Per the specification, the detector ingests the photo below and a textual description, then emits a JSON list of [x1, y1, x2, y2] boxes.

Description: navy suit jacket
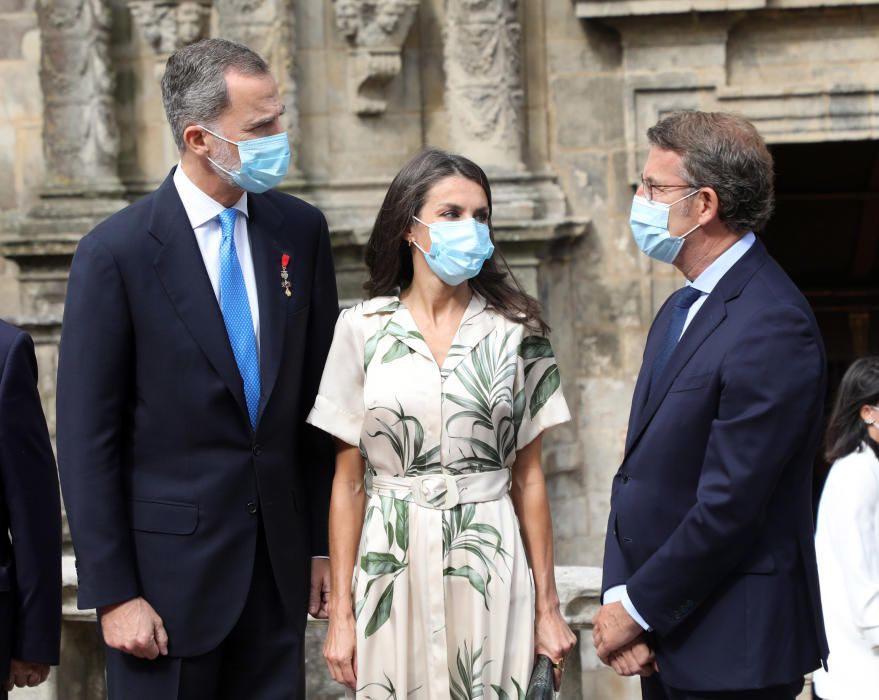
[[57, 170, 337, 657], [0, 321, 62, 679], [602, 239, 829, 691]]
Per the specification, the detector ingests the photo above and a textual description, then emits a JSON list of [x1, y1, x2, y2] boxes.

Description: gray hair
[[161, 38, 270, 151], [646, 111, 775, 234]]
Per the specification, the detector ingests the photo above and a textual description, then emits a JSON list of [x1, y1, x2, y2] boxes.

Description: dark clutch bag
[[525, 654, 555, 699]]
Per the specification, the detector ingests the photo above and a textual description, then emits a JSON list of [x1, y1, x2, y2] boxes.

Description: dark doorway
[[764, 140, 879, 503]]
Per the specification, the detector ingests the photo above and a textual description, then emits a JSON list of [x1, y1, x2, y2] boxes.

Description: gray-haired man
[[57, 38, 338, 699]]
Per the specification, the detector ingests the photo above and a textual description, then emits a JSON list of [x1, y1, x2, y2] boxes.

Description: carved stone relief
[[127, 0, 211, 54], [37, 0, 122, 195], [443, 0, 525, 173], [216, 0, 301, 173], [333, 0, 419, 116]]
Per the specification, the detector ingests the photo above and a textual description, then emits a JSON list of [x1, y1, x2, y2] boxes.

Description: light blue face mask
[[201, 126, 291, 194], [629, 190, 701, 264], [412, 216, 495, 287]]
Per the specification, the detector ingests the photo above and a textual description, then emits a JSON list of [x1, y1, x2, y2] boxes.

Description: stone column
[[0, 0, 127, 323], [216, 0, 302, 181], [443, 0, 526, 174], [38, 0, 123, 197]]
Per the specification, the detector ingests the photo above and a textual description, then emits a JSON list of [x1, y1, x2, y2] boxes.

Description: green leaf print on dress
[[364, 310, 425, 370], [445, 329, 519, 472], [357, 496, 411, 637], [367, 400, 442, 476], [442, 504, 512, 608], [491, 679, 526, 700], [519, 336, 562, 420], [450, 640, 490, 700]]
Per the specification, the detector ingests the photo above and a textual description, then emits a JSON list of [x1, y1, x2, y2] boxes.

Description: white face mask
[[629, 189, 701, 264]]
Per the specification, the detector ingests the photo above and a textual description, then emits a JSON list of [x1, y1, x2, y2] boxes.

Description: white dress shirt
[[604, 232, 756, 630], [813, 445, 879, 699], [173, 165, 260, 349]]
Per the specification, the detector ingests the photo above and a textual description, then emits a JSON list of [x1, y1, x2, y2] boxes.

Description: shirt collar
[[173, 163, 248, 230], [689, 231, 756, 295]]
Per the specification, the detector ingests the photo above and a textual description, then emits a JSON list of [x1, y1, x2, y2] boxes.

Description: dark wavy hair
[[364, 148, 548, 334], [825, 357, 879, 462]]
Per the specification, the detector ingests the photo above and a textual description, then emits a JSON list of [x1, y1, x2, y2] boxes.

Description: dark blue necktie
[[217, 208, 260, 428], [648, 285, 704, 396]]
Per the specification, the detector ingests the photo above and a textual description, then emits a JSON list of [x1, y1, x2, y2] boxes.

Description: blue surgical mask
[[201, 126, 291, 194], [412, 216, 495, 286], [629, 190, 701, 264]]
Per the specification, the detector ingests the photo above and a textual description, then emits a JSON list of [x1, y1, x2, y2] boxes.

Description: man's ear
[[182, 125, 209, 156], [697, 187, 719, 226]]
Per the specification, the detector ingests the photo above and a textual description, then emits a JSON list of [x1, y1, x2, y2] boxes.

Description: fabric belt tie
[[367, 470, 510, 510]]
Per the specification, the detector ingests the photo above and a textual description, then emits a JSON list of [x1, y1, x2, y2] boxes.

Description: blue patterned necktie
[[648, 285, 704, 397], [217, 208, 260, 428]]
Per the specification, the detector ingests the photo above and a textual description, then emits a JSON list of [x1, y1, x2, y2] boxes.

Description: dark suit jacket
[[602, 239, 829, 691], [0, 321, 62, 680], [57, 170, 337, 657]]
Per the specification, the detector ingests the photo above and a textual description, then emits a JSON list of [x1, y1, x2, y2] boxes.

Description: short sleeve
[[515, 334, 571, 449], [306, 308, 365, 447]]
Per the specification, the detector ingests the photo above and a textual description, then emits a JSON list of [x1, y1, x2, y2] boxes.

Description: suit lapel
[[149, 171, 250, 424], [624, 238, 770, 459], [247, 193, 288, 423], [625, 300, 675, 454]]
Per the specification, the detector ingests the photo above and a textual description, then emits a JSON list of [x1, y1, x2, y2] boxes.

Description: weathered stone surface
[[0, 0, 870, 696]]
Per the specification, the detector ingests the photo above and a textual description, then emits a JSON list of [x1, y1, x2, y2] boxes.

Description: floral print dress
[[307, 293, 570, 699]]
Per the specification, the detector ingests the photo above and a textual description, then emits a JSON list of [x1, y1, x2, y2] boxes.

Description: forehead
[[642, 146, 685, 181], [222, 69, 280, 115], [424, 175, 488, 206]]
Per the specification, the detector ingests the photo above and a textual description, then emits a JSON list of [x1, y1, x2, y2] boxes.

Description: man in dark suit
[[0, 320, 61, 698], [592, 112, 828, 699], [57, 38, 337, 699]]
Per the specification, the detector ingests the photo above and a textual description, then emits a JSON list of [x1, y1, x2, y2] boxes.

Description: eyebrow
[[245, 104, 287, 131], [434, 202, 489, 212]]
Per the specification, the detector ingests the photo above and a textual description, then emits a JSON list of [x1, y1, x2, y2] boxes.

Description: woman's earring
[[408, 239, 412, 247], [867, 419, 875, 426]]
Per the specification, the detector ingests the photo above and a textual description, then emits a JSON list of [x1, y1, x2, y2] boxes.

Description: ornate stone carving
[[444, 0, 525, 173], [127, 0, 211, 54], [37, 0, 122, 195], [216, 0, 302, 176], [334, 0, 419, 115]]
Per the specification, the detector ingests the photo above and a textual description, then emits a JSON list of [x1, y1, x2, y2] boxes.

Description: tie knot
[[675, 285, 703, 309], [218, 208, 238, 239]]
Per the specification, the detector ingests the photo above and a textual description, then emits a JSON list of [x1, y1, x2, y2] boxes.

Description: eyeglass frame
[[640, 176, 700, 202]]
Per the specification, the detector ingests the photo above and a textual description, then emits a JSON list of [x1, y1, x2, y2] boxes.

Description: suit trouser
[[642, 675, 805, 700], [105, 521, 306, 700]]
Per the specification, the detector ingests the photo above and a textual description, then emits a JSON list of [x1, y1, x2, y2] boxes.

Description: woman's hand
[[534, 605, 578, 690], [324, 605, 358, 690]]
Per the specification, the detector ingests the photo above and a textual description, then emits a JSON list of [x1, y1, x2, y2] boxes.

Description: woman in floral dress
[[307, 149, 576, 698]]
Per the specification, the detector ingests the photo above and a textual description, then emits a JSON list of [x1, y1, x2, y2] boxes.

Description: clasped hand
[[5, 659, 50, 691], [592, 601, 656, 677]]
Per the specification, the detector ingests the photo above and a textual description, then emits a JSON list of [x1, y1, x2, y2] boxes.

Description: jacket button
[[622, 473, 630, 484], [247, 502, 258, 515], [252, 444, 262, 456]]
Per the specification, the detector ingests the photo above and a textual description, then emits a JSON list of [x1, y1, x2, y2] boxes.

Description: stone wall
[[0, 0, 870, 697]]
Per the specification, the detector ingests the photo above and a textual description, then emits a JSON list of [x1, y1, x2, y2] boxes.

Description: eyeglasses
[[640, 176, 698, 202]]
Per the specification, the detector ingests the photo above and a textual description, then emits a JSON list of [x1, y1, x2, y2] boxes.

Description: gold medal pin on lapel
[[281, 253, 292, 297]]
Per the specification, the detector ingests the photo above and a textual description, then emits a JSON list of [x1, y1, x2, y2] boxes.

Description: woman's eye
[[441, 210, 459, 219], [475, 213, 489, 223]]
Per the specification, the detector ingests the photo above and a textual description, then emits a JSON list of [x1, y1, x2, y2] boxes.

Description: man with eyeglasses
[[592, 111, 828, 700]]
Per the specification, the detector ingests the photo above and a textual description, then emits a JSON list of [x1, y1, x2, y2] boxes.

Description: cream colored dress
[[307, 293, 570, 699]]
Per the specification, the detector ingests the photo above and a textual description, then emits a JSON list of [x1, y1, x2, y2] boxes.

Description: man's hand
[[592, 601, 643, 662], [100, 596, 169, 659], [608, 638, 656, 677], [309, 557, 331, 619], [4, 660, 50, 691]]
